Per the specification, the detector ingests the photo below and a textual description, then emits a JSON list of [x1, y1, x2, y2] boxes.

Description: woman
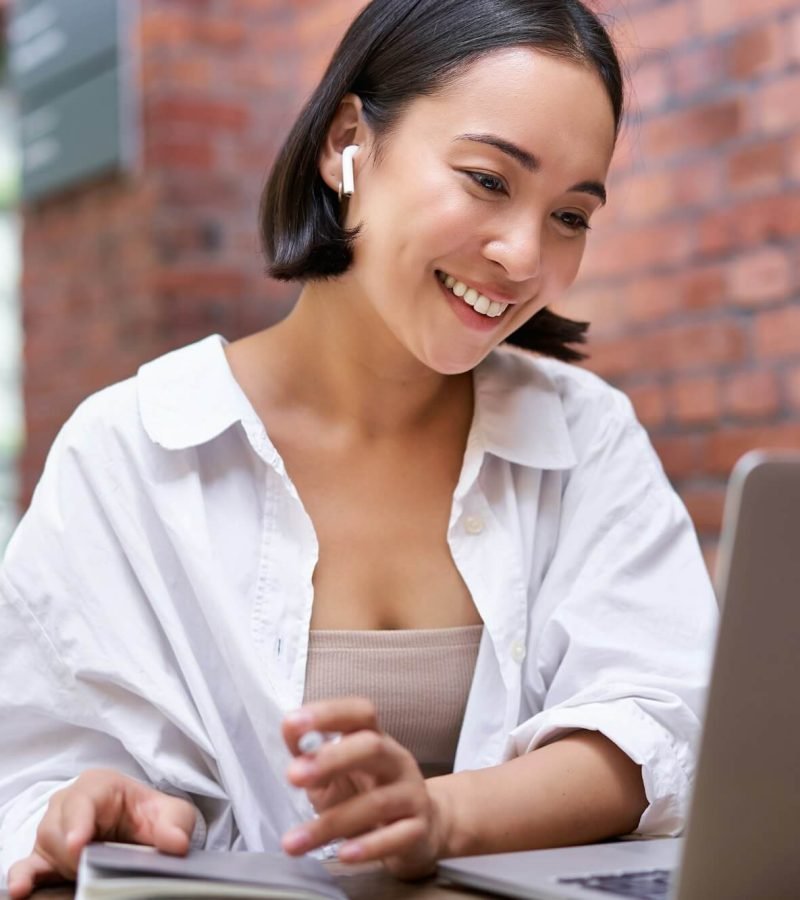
[[0, 0, 717, 895]]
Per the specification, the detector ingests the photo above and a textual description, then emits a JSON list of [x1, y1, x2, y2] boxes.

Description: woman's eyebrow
[[454, 132, 608, 205], [455, 132, 540, 171]]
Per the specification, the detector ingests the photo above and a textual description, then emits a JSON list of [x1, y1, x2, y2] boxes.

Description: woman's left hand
[[280, 698, 450, 880]]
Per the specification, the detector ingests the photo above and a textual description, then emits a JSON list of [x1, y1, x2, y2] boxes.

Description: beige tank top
[[303, 625, 483, 778]]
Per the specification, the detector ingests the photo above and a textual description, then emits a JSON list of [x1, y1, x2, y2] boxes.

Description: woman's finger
[[287, 729, 417, 789], [127, 784, 196, 853], [340, 817, 433, 876], [284, 698, 379, 753], [6, 849, 70, 900], [282, 781, 423, 855], [56, 787, 100, 871]]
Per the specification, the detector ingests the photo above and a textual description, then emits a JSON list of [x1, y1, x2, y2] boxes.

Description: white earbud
[[339, 144, 359, 199]]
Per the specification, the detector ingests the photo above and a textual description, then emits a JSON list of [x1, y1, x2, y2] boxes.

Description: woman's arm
[[429, 730, 647, 859], [282, 702, 647, 880]]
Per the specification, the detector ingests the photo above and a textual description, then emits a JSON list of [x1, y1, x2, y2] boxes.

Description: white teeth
[[474, 295, 491, 315], [438, 271, 510, 319], [487, 301, 503, 317]]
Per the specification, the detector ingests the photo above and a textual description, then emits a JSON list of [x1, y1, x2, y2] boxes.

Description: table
[[1, 860, 496, 899]]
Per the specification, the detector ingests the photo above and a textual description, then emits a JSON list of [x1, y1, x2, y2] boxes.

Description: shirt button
[[464, 515, 485, 535], [511, 640, 526, 664]]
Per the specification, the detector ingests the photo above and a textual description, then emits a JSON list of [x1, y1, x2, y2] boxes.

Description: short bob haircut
[[261, 0, 624, 363]]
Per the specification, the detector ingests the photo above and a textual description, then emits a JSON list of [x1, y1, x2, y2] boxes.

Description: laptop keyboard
[[558, 868, 672, 899]]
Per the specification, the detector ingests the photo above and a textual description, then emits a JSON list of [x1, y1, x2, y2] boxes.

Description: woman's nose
[[483, 223, 542, 284]]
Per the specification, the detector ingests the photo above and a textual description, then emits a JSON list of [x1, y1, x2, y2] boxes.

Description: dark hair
[[261, 0, 624, 362]]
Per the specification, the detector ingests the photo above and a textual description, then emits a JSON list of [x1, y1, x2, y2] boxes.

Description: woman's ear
[[319, 94, 370, 193]]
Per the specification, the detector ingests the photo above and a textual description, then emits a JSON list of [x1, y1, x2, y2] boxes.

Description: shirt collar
[[472, 346, 576, 470], [138, 334, 253, 450], [138, 335, 576, 471]]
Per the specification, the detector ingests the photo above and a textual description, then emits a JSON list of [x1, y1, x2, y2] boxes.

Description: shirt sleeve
[[0, 399, 218, 882], [505, 386, 718, 836]]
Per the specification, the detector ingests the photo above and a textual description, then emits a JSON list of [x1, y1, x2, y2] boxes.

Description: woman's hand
[[281, 698, 451, 880], [6, 769, 197, 899]]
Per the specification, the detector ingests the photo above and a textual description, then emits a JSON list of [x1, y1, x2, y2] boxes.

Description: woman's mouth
[[435, 270, 509, 318]]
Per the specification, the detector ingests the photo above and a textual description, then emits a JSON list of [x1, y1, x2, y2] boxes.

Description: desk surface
[[1, 860, 495, 899]]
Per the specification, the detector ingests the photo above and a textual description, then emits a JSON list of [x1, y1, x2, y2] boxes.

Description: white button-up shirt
[[0, 335, 718, 880]]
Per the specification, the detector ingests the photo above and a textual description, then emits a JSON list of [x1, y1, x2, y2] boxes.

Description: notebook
[[75, 842, 347, 899], [437, 450, 800, 900]]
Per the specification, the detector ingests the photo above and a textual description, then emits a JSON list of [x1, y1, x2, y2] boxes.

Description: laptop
[[438, 450, 800, 900]]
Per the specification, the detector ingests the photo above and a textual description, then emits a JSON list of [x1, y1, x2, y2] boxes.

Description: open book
[[76, 842, 348, 899]]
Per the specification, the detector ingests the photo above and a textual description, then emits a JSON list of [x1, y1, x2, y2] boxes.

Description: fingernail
[[283, 828, 312, 853], [288, 758, 317, 780], [285, 709, 314, 729], [339, 841, 364, 861]]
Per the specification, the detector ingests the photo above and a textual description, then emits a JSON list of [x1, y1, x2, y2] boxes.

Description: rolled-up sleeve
[[506, 388, 718, 836]]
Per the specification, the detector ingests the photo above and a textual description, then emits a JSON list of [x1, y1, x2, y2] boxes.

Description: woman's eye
[[467, 171, 507, 194], [555, 211, 591, 233]]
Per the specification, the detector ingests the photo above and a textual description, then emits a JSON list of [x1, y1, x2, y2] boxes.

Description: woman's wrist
[[425, 771, 476, 861]]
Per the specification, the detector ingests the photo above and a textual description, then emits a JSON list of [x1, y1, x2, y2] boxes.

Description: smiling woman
[[0, 0, 717, 896]]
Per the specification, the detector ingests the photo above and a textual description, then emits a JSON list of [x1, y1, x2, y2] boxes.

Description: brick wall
[[18, 0, 800, 567], [19, 0, 363, 504], [558, 0, 800, 566]]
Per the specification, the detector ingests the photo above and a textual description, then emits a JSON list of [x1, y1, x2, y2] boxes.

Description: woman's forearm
[[428, 730, 648, 859]]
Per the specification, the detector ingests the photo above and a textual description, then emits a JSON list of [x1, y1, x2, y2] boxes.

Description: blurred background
[[0, 0, 798, 570]]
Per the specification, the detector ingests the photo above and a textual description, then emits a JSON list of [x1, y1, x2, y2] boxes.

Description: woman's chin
[[420, 345, 496, 376]]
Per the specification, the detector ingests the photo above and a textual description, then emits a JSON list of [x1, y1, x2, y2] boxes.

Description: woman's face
[[336, 48, 617, 375]]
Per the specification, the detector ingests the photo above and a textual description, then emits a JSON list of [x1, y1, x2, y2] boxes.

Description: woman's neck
[[230, 281, 473, 441]]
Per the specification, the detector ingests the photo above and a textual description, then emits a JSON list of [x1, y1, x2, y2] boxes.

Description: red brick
[[192, 19, 246, 49], [681, 265, 727, 312], [142, 58, 213, 91], [642, 322, 747, 373], [644, 100, 742, 160], [140, 10, 193, 47], [630, 58, 670, 114], [727, 248, 793, 307], [790, 133, 800, 183], [724, 369, 781, 419], [556, 284, 625, 338], [627, 382, 668, 428], [727, 140, 786, 195], [673, 158, 723, 210], [792, 11, 800, 64], [583, 335, 643, 381], [682, 487, 727, 534], [619, 169, 677, 222], [669, 44, 725, 99], [727, 22, 786, 79], [146, 140, 216, 170], [625, 274, 681, 325], [147, 98, 250, 132], [652, 434, 707, 479], [155, 268, 248, 299], [582, 221, 693, 279], [631, 1, 692, 52], [698, 194, 800, 256], [755, 74, 800, 134], [699, 0, 800, 33], [669, 375, 720, 425], [755, 306, 800, 359], [787, 364, 800, 409], [706, 423, 800, 475]]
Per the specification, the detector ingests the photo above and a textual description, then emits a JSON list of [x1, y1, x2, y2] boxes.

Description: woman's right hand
[[6, 768, 197, 899]]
